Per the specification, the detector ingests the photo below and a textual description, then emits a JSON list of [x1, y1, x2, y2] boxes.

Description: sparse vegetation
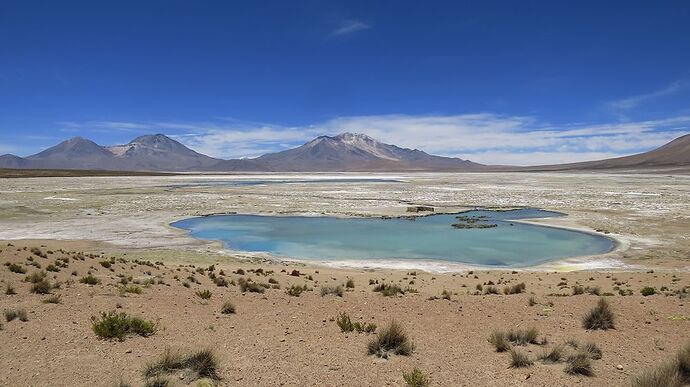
[[4, 308, 28, 322], [373, 283, 404, 296], [335, 312, 376, 333], [286, 284, 307, 297], [538, 345, 564, 363], [402, 368, 430, 387], [345, 279, 355, 289], [582, 298, 615, 330], [367, 321, 414, 357], [641, 286, 656, 296], [220, 301, 236, 314], [509, 348, 533, 368], [632, 342, 690, 387], [565, 352, 593, 376], [320, 285, 344, 297], [8, 263, 26, 274], [80, 274, 101, 285], [195, 289, 212, 299], [238, 279, 265, 293], [488, 330, 511, 352], [144, 348, 219, 382], [30, 279, 52, 294], [43, 294, 62, 304], [91, 311, 156, 341], [5, 283, 16, 295]]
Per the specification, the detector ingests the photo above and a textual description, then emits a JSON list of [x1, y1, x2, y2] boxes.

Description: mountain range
[[1, 132, 688, 172]]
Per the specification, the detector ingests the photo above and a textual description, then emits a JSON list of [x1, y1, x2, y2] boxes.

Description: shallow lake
[[171, 209, 614, 267]]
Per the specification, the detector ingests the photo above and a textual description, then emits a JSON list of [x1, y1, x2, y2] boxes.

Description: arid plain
[[1, 172, 689, 386]]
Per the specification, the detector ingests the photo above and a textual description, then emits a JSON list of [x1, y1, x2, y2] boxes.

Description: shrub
[[286, 284, 307, 297], [488, 331, 510, 352], [345, 279, 355, 289], [507, 327, 539, 345], [213, 277, 229, 287], [119, 285, 143, 295], [336, 312, 354, 332], [289, 270, 300, 277], [373, 283, 404, 296], [582, 342, 602, 360], [367, 321, 414, 357], [509, 349, 533, 368], [195, 290, 212, 299], [145, 348, 219, 381], [30, 279, 52, 294], [144, 377, 169, 387], [91, 311, 156, 341], [483, 286, 499, 295], [24, 270, 46, 283], [46, 264, 60, 272], [641, 287, 656, 296], [320, 285, 344, 297], [8, 263, 26, 274], [5, 308, 28, 322], [220, 301, 236, 314], [238, 279, 265, 293], [582, 298, 615, 330], [43, 294, 62, 304], [503, 282, 526, 295], [572, 285, 584, 295], [441, 290, 452, 300], [632, 342, 690, 387], [538, 345, 564, 363], [528, 296, 537, 306], [403, 368, 430, 387], [80, 275, 101, 285], [5, 283, 16, 295], [565, 352, 593, 376]]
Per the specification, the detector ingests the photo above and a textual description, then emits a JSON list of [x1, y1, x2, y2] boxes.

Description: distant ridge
[[0, 132, 688, 173]]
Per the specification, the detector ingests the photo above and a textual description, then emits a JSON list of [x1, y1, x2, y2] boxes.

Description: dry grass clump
[[30, 279, 52, 294], [144, 348, 219, 382], [488, 330, 511, 352], [538, 345, 564, 363], [564, 352, 593, 376], [286, 284, 307, 297], [238, 278, 265, 293], [368, 321, 414, 358], [220, 301, 236, 314], [373, 283, 404, 296], [345, 279, 355, 289], [119, 285, 143, 295], [509, 348, 533, 368], [488, 327, 540, 351], [402, 368, 430, 387], [7, 263, 26, 274], [632, 342, 690, 387], [91, 311, 156, 341], [4, 308, 28, 322], [5, 283, 16, 295], [320, 285, 344, 297], [582, 298, 615, 330], [503, 282, 526, 295], [43, 294, 62, 304], [79, 274, 101, 285], [195, 289, 212, 299], [24, 270, 47, 283]]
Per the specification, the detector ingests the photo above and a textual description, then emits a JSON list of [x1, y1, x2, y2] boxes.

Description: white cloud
[[328, 20, 371, 38], [607, 78, 690, 111], [56, 114, 690, 166]]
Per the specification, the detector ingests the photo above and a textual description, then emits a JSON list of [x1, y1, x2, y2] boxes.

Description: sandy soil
[[0, 240, 688, 386]]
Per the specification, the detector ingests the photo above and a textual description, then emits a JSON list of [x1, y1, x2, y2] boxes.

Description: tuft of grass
[[582, 298, 615, 330], [119, 285, 143, 295], [320, 285, 344, 297], [144, 348, 219, 381], [641, 286, 656, 296], [144, 376, 170, 387], [91, 311, 156, 341], [5, 308, 28, 322], [582, 342, 602, 360], [195, 289, 212, 299], [238, 279, 265, 293], [5, 283, 16, 295], [507, 327, 539, 345], [565, 352, 593, 376], [220, 301, 236, 314], [80, 275, 101, 285], [632, 342, 690, 387], [336, 312, 353, 332], [286, 284, 307, 297], [483, 286, 499, 295], [528, 296, 537, 306], [503, 282, 526, 295], [43, 294, 62, 304], [402, 368, 430, 387], [30, 279, 52, 294], [24, 270, 47, 283], [345, 279, 355, 289], [488, 330, 511, 352], [8, 263, 27, 274], [373, 283, 404, 297], [367, 321, 414, 357], [509, 348, 533, 368], [538, 345, 564, 363]]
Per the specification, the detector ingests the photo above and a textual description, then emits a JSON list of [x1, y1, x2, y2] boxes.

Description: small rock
[[125, 349, 132, 354], [616, 365, 624, 370]]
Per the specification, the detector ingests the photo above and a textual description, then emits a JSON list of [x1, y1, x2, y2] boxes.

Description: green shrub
[[80, 275, 101, 285], [367, 321, 414, 357], [286, 284, 307, 297], [8, 263, 26, 274], [373, 283, 404, 296], [641, 287, 656, 296], [403, 368, 430, 387], [582, 298, 615, 330], [91, 311, 156, 341], [24, 270, 47, 283]]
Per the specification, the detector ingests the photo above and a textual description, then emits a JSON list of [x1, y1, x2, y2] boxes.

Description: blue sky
[[1, 0, 689, 165]]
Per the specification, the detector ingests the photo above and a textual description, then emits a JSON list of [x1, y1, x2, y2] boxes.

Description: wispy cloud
[[328, 19, 371, 38], [607, 78, 690, 111], [57, 114, 690, 165]]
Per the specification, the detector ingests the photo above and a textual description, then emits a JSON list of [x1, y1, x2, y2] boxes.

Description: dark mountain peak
[[110, 133, 204, 159], [28, 136, 111, 159]]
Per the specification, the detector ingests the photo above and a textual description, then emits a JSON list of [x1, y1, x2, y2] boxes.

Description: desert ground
[[0, 172, 689, 386]]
